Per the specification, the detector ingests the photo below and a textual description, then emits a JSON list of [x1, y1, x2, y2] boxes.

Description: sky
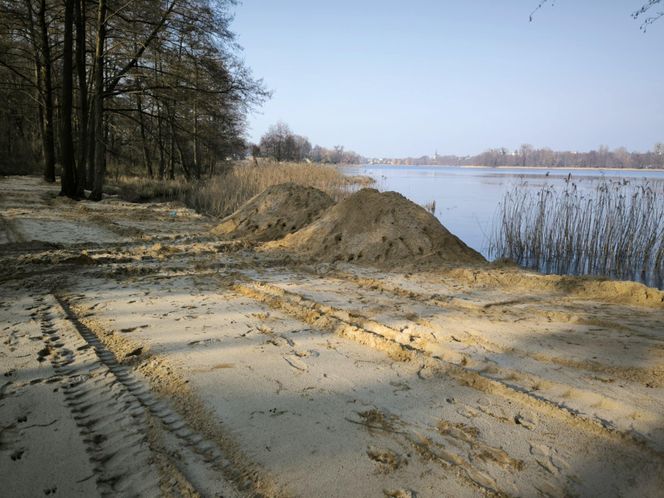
[[232, 1, 664, 158]]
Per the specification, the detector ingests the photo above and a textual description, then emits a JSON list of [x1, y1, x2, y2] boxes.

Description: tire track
[[41, 293, 245, 497], [39, 296, 163, 496]]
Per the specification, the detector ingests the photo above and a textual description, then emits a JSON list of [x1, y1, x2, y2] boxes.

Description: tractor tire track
[[41, 293, 245, 497]]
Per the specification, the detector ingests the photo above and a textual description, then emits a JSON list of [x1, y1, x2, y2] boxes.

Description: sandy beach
[[1, 176, 663, 497]]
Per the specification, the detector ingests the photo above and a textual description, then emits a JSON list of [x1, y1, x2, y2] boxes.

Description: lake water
[[343, 165, 664, 259]]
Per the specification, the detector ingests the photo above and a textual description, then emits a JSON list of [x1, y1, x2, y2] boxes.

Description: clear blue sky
[[232, 1, 664, 157]]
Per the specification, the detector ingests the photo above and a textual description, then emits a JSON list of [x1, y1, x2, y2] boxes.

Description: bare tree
[[60, 0, 77, 197], [0, 0, 268, 194], [531, 1, 663, 30], [260, 122, 295, 162]]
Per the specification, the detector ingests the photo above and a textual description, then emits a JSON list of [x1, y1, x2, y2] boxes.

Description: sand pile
[[211, 183, 334, 242], [263, 188, 485, 267]]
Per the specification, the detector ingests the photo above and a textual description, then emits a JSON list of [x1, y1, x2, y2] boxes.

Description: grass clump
[[489, 176, 664, 288]]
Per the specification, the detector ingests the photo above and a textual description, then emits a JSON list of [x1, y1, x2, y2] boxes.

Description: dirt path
[[1, 176, 663, 497]]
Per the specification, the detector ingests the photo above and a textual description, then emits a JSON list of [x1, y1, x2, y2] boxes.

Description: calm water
[[343, 165, 664, 258]]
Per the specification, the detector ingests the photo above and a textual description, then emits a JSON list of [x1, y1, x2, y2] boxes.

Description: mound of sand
[[263, 188, 485, 267], [211, 183, 334, 242]]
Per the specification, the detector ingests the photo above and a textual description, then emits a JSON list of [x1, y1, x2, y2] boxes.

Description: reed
[[489, 176, 664, 288], [422, 200, 436, 215], [112, 160, 373, 218]]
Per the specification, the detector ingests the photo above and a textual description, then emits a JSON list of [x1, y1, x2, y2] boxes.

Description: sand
[[1, 176, 663, 497], [263, 188, 485, 267], [211, 183, 334, 242]]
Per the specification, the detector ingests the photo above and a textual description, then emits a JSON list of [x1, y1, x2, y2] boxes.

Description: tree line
[[373, 144, 664, 169], [0, 0, 267, 199], [256, 121, 365, 165]]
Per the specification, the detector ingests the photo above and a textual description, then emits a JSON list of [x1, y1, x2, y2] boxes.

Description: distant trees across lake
[[370, 144, 664, 169], [256, 122, 364, 165]]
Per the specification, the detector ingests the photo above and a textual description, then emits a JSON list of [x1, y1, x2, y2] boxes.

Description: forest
[[0, 0, 268, 198]]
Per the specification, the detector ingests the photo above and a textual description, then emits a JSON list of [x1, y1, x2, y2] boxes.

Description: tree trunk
[[59, 0, 77, 198], [38, 0, 55, 182], [157, 100, 166, 179], [75, 0, 87, 196], [90, 0, 107, 201], [86, 99, 96, 189], [24, 0, 47, 174], [168, 101, 176, 179], [136, 92, 153, 177], [155, 55, 165, 179], [173, 123, 190, 180], [169, 134, 175, 180], [192, 63, 200, 178]]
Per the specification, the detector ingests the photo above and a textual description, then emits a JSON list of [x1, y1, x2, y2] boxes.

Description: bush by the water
[[489, 177, 664, 288]]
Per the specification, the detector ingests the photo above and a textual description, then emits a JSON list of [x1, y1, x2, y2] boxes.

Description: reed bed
[[112, 160, 373, 218], [489, 177, 664, 288]]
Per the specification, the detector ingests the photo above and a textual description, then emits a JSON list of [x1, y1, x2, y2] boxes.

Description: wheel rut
[[39, 293, 245, 497]]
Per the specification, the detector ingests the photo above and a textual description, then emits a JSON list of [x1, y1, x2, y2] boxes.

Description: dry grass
[[489, 177, 664, 288], [112, 160, 373, 218]]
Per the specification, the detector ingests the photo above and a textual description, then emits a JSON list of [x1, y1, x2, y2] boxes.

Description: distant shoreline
[[460, 165, 664, 172], [356, 164, 664, 173]]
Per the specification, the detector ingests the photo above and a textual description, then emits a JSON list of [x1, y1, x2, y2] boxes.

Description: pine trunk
[[59, 0, 77, 198], [75, 0, 87, 196], [38, 0, 55, 182], [90, 0, 107, 201]]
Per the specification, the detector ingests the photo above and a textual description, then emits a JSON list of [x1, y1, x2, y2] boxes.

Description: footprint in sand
[[187, 338, 221, 347], [367, 446, 408, 471], [514, 412, 537, 430], [266, 337, 289, 348], [294, 349, 319, 358], [383, 489, 416, 498], [283, 355, 308, 372], [10, 449, 25, 461], [456, 405, 479, 419], [529, 442, 569, 475]]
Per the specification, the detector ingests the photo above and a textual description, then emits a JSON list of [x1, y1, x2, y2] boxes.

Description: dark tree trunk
[[192, 64, 200, 179], [157, 100, 166, 179], [136, 93, 153, 177], [155, 55, 165, 179], [60, 0, 77, 198], [86, 99, 96, 189], [38, 0, 55, 182], [24, 0, 47, 173], [169, 132, 175, 179], [75, 0, 87, 196], [174, 131, 190, 180], [90, 0, 107, 201], [168, 101, 175, 179]]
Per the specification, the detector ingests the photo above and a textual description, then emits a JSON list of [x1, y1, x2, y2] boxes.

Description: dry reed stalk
[[112, 160, 373, 219], [489, 177, 664, 288]]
